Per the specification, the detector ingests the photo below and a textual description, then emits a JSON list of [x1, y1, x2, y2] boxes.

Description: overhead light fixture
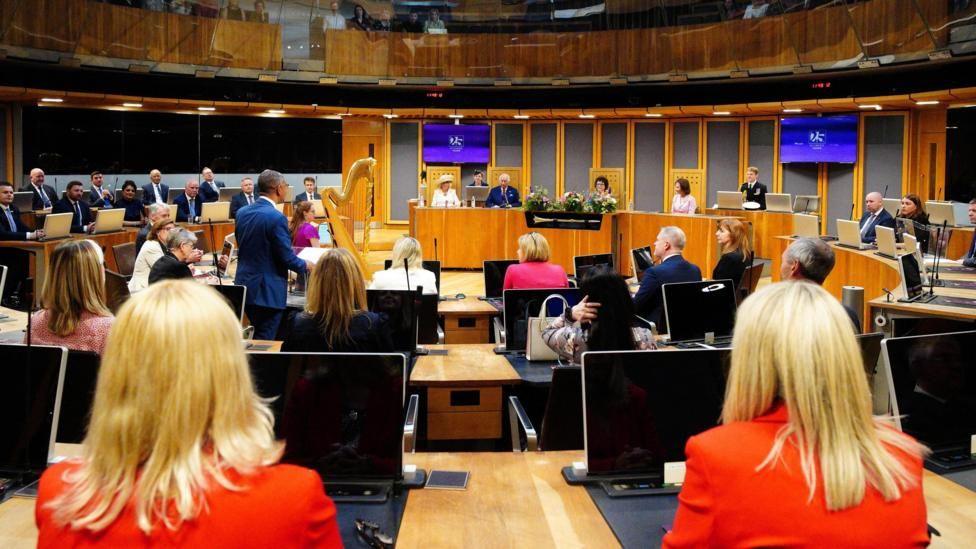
[[645, 112, 663, 118], [448, 113, 464, 119], [122, 102, 143, 108], [198, 106, 216, 112], [914, 100, 940, 106], [783, 108, 803, 113], [514, 114, 530, 119], [383, 113, 399, 119], [578, 113, 596, 119], [712, 111, 731, 116], [267, 109, 285, 114], [40, 97, 63, 103], [858, 104, 882, 110]]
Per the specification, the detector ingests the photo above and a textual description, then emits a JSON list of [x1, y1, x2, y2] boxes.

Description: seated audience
[[36, 281, 341, 547], [485, 173, 521, 208], [198, 167, 225, 203], [431, 174, 461, 207], [148, 228, 199, 284], [633, 226, 702, 332], [373, 8, 393, 31], [369, 237, 438, 294], [141, 169, 168, 206], [51, 180, 95, 234], [424, 8, 446, 32], [671, 178, 697, 214], [780, 237, 862, 331], [23, 167, 58, 210], [88, 171, 115, 209], [289, 201, 320, 248], [136, 203, 171, 254], [542, 267, 655, 364], [0, 181, 44, 240], [25, 239, 113, 354], [960, 199, 976, 268], [117, 180, 145, 227], [712, 218, 753, 289], [174, 180, 203, 223], [503, 232, 569, 290], [743, 0, 769, 18], [897, 193, 930, 251], [284, 248, 394, 352], [349, 4, 372, 30], [129, 220, 175, 293], [322, 1, 346, 30], [663, 282, 928, 547], [230, 177, 257, 219], [858, 191, 896, 243]]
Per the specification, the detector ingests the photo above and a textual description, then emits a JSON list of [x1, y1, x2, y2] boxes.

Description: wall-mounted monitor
[[422, 124, 490, 164], [780, 115, 858, 164]]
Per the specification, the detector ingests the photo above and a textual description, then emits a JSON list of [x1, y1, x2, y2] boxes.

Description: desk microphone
[[881, 288, 894, 303], [849, 203, 855, 221], [882, 184, 888, 198], [932, 220, 948, 290], [434, 238, 438, 261], [404, 258, 411, 291]]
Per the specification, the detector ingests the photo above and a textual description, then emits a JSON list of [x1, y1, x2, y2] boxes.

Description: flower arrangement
[[524, 187, 617, 214], [559, 191, 585, 213], [586, 193, 618, 214], [524, 187, 553, 212]]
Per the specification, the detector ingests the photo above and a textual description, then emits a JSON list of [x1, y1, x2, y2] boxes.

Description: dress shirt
[[322, 12, 346, 29], [152, 184, 164, 204], [860, 211, 879, 238]]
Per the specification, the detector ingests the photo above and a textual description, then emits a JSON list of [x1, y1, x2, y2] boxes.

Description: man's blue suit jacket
[[234, 198, 306, 310], [858, 208, 896, 243], [485, 185, 521, 208]]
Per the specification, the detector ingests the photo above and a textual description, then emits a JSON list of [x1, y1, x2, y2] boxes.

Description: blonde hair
[[390, 237, 423, 270], [40, 240, 111, 337], [46, 281, 280, 534], [724, 282, 926, 511], [718, 218, 752, 262], [517, 232, 550, 263], [747, 166, 759, 175], [306, 248, 368, 345]]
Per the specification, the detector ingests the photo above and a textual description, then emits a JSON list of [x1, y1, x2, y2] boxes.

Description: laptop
[[503, 288, 581, 352], [716, 191, 743, 210], [0, 344, 67, 491], [580, 348, 729, 494], [881, 330, 976, 472], [201, 201, 231, 223], [836, 219, 872, 250], [114, 188, 144, 203], [926, 201, 973, 227], [875, 225, 898, 260], [793, 195, 820, 214], [166, 188, 184, 204], [463, 186, 490, 204], [882, 198, 902, 218], [245, 352, 407, 500], [13, 192, 34, 211], [792, 213, 820, 238], [482, 259, 519, 307], [91, 207, 125, 234], [383, 260, 442, 296], [662, 279, 737, 347], [765, 193, 793, 213], [573, 253, 613, 280], [167, 204, 178, 221], [631, 246, 653, 282], [311, 200, 327, 218], [218, 187, 242, 202], [38, 212, 73, 241]]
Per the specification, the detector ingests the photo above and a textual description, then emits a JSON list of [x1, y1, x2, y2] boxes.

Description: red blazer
[[663, 402, 929, 548], [36, 461, 342, 548]]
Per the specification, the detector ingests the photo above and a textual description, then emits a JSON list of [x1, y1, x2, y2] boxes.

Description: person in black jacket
[[148, 228, 197, 285], [0, 182, 44, 241], [712, 218, 754, 291], [738, 166, 768, 210], [51, 180, 94, 234], [283, 248, 394, 353], [230, 177, 257, 219]]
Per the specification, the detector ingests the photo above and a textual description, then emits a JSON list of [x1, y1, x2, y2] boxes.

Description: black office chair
[[56, 350, 101, 444], [510, 367, 583, 452]]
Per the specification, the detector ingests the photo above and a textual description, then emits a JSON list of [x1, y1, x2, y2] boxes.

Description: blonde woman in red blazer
[[664, 281, 929, 548]]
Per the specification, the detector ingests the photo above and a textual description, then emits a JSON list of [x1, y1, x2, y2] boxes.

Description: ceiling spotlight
[[383, 113, 399, 119], [782, 108, 803, 113], [514, 114, 530, 119], [40, 97, 63, 103], [712, 111, 731, 116], [122, 102, 143, 108], [644, 113, 663, 118], [578, 113, 596, 119], [448, 114, 464, 119], [267, 109, 285, 114], [198, 106, 216, 112]]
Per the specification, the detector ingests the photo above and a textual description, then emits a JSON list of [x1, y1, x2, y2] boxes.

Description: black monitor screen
[[382, 260, 442, 295], [574, 253, 614, 279], [213, 284, 246, 324], [246, 352, 406, 481], [583, 349, 729, 477], [484, 260, 519, 299], [503, 288, 581, 352], [662, 280, 737, 342], [631, 247, 653, 281], [0, 344, 65, 472], [367, 289, 419, 353], [857, 332, 883, 379], [883, 331, 976, 450]]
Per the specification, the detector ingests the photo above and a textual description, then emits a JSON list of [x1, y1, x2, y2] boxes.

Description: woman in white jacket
[[431, 174, 461, 207], [369, 237, 438, 294], [128, 220, 175, 293]]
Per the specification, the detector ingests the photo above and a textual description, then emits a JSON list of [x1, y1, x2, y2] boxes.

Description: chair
[[104, 269, 130, 314], [510, 367, 583, 452], [192, 230, 210, 253], [112, 242, 136, 278], [736, 260, 765, 304], [56, 350, 100, 444], [418, 293, 444, 346]]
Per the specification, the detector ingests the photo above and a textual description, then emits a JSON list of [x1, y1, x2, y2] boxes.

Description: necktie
[[968, 231, 976, 260], [74, 201, 82, 224], [4, 207, 15, 230], [860, 213, 876, 238], [247, 194, 253, 205], [154, 185, 163, 204], [188, 198, 194, 219], [39, 187, 51, 208]]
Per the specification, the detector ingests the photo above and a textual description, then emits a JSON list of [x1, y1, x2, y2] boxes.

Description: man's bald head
[[865, 192, 883, 214], [30, 168, 45, 185]]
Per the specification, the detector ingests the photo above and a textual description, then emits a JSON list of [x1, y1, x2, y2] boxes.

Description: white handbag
[[526, 294, 570, 361]]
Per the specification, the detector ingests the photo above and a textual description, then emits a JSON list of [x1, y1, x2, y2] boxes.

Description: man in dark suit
[[485, 173, 521, 208], [961, 200, 976, 268], [88, 171, 115, 209], [173, 180, 203, 223], [633, 226, 703, 334], [142, 169, 169, 206], [230, 177, 257, 219], [0, 182, 44, 241], [780, 237, 861, 332], [51, 180, 95, 234], [235, 169, 310, 340], [738, 166, 768, 210], [293, 176, 321, 204], [198, 167, 226, 203], [858, 192, 896, 243], [22, 168, 58, 210]]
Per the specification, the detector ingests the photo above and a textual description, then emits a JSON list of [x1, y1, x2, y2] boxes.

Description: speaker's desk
[[705, 208, 794, 261], [437, 297, 499, 344], [410, 344, 520, 441]]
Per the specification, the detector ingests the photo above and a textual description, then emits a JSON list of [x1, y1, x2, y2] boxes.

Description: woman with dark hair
[[117, 180, 145, 227], [671, 178, 697, 214], [349, 4, 372, 30], [592, 176, 611, 199], [542, 267, 655, 364], [897, 193, 930, 251]]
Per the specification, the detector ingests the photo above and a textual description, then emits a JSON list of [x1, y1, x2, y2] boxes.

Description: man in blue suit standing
[[485, 173, 521, 208], [858, 191, 895, 244], [633, 226, 702, 334], [235, 169, 310, 340]]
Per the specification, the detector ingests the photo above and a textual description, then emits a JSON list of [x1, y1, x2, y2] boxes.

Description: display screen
[[0, 344, 65, 472], [663, 280, 738, 343], [780, 115, 858, 163], [422, 124, 490, 164]]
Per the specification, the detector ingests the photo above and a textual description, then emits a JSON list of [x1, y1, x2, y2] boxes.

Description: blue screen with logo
[[422, 124, 490, 163], [779, 115, 858, 163]]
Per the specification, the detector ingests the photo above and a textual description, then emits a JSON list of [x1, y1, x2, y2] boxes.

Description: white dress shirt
[[323, 12, 346, 30], [369, 267, 438, 294], [432, 188, 461, 208]]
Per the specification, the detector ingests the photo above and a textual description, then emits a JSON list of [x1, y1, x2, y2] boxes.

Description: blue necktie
[[39, 187, 51, 208], [4, 207, 15, 231], [74, 201, 82, 224]]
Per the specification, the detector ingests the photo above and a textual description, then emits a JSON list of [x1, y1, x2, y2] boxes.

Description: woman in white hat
[[431, 174, 461, 207]]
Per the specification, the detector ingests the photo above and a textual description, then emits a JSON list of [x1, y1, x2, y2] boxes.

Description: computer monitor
[[91, 207, 125, 234], [857, 332, 884, 381], [717, 191, 743, 210], [897, 253, 926, 302], [55, 350, 100, 445], [881, 330, 976, 470], [383, 260, 441, 295], [875, 226, 897, 259], [793, 195, 820, 214], [792, 213, 819, 238], [0, 344, 67, 475], [483, 259, 518, 299], [40, 212, 73, 241], [246, 352, 407, 481], [463, 186, 490, 203], [573, 253, 613, 280], [367, 289, 419, 354], [218, 187, 242, 202], [503, 288, 581, 352], [631, 246, 653, 281], [662, 280, 737, 343], [882, 198, 902, 218], [213, 284, 247, 324], [200, 201, 230, 223], [582, 349, 729, 479]]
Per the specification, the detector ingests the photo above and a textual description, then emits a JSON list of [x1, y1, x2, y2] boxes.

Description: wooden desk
[[616, 211, 742, 277], [438, 297, 499, 344], [0, 306, 27, 337], [411, 344, 520, 441], [946, 226, 974, 260], [706, 208, 794, 262]]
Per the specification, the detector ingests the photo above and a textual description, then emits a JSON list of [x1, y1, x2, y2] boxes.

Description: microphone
[[434, 238, 438, 261], [850, 203, 855, 221], [882, 184, 888, 198], [881, 287, 894, 303], [932, 220, 948, 289], [206, 217, 222, 286], [404, 258, 411, 291]]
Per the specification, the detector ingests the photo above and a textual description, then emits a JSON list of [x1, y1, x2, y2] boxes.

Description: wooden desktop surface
[[410, 344, 520, 387]]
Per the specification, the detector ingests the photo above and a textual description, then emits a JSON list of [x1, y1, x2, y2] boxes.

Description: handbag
[[526, 294, 570, 362]]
